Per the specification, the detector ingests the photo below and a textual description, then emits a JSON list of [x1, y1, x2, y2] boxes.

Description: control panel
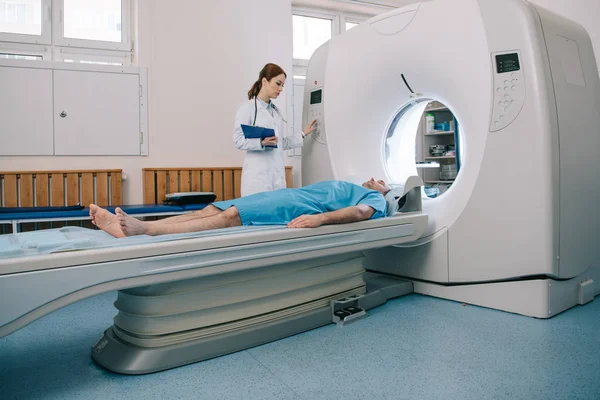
[[490, 51, 525, 132], [308, 88, 326, 144]]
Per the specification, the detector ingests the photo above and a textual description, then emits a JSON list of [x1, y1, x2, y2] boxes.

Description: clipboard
[[241, 124, 277, 148]]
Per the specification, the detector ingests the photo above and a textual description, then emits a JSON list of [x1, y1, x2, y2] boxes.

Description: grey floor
[[1, 292, 599, 400]]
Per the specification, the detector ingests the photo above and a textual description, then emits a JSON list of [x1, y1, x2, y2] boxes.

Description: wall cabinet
[[0, 60, 148, 157]]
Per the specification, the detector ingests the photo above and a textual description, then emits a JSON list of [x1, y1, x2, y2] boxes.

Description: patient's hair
[[248, 63, 287, 99]]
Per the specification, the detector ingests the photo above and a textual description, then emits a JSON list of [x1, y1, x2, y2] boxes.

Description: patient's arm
[[287, 204, 375, 228]]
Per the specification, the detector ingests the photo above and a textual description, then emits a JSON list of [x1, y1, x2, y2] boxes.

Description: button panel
[[308, 90, 327, 144], [490, 51, 525, 132]]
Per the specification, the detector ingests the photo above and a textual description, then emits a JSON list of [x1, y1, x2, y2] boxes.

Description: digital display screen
[[496, 53, 520, 73], [310, 89, 322, 104]]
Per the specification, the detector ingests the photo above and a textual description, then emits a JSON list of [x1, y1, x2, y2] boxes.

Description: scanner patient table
[[0, 212, 427, 374]]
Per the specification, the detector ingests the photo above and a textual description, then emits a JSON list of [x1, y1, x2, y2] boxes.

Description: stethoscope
[[253, 97, 287, 126]]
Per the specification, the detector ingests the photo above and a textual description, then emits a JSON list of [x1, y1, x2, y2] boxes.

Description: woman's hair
[[247, 63, 287, 100]]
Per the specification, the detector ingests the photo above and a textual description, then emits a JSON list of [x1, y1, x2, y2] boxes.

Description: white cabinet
[[0, 66, 54, 155], [54, 70, 141, 156], [0, 60, 148, 156]]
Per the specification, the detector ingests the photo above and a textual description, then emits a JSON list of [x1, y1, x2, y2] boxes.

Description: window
[[0, 0, 50, 44], [292, 14, 332, 61], [0, 0, 131, 64], [292, 9, 367, 71], [290, 8, 369, 158], [0, 0, 42, 35], [53, 46, 130, 66], [63, 0, 121, 42], [0, 52, 41, 60], [0, 41, 50, 59], [57, 0, 130, 50]]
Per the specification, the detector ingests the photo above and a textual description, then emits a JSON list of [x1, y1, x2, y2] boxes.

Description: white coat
[[233, 98, 304, 196]]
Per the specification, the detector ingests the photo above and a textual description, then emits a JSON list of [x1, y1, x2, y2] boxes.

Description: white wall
[[0, 0, 294, 204], [1, 0, 598, 204]]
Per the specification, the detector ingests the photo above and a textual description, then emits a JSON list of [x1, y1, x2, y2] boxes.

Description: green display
[[496, 53, 520, 73], [310, 89, 322, 104]]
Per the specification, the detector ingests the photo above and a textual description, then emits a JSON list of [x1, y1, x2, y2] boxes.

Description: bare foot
[[89, 204, 125, 238], [115, 208, 149, 236], [89, 204, 97, 225]]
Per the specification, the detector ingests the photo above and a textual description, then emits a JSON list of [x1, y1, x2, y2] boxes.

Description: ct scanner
[[0, 0, 599, 375], [302, 0, 600, 318]]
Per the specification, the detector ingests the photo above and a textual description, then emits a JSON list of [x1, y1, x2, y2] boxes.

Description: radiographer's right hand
[[303, 119, 317, 136], [262, 136, 278, 147]]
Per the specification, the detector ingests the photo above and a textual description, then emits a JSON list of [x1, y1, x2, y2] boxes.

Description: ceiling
[[340, 0, 416, 7], [292, 0, 426, 16]]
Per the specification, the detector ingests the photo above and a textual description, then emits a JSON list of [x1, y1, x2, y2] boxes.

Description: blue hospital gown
[[212, 180, 386, 226]]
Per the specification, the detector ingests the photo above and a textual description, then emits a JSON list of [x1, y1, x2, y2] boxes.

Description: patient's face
[[362, 178, 391, 195]]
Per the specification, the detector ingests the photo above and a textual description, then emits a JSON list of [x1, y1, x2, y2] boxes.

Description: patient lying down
[[90, 179, 392, 238]]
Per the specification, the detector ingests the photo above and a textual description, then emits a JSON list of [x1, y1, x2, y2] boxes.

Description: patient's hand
[[288, 214, 324, 228]]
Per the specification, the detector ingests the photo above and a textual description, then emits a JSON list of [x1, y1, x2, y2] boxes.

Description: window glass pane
[[64, 0, 122, 42], [293, 15, 331, 60], [64, 58, 122, 66], [346, 22, 358, 31], [0, 0, 42, 36], [0, 52, 42, 60]]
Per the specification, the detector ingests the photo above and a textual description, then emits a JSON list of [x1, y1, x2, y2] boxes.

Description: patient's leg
[[117, 206, 241, 236], [148, 205, 222, 226], [89, 204, 126, 238]]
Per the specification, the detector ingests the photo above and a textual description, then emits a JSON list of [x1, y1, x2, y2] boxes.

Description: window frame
[[0, 0, 52, 45], [52, 0, 132, 52], [0, 40, 51, 60], [289, 7, 372, 158], [292, 7, 369, 75], [292, 8, 339, 67], [0, 0, 132, 64], [53, 46, 131, 66], [342, 13, 367, 31]]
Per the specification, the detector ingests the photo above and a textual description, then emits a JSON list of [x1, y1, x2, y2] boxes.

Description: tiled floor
[[1, 291, 599, 400]]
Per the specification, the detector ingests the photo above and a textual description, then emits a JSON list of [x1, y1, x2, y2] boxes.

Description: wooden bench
[[143, 166, 293, 204], [0, 169, 123, 233], [0, 169, 123, 208]]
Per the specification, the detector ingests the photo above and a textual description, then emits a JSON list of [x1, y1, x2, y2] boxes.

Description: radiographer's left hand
[[303, 119, 317, 136], [288, 214, 324, 228]]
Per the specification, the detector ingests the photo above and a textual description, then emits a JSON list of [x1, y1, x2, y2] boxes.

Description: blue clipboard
[[241, 124, 277, 148]]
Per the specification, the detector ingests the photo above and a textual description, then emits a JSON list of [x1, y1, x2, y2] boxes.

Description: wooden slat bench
[[0, 169, 123, 233], [0, 169, 123, 208], [143, 166, 293, 204]]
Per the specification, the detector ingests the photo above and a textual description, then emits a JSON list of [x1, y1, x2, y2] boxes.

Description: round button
[[497, 87, 502, 92], [512, 79, 518, 84], [498, 101, 503, 106], [504, 80, 509, 85], [511, 73, 516, 77], [504, 86, 509, 91], [504, 107, 509, 112], [494, 121, 499, 126], [499, 115, 504, 120], [511, 86, 516, 90], [504, 101, 509, 106]]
